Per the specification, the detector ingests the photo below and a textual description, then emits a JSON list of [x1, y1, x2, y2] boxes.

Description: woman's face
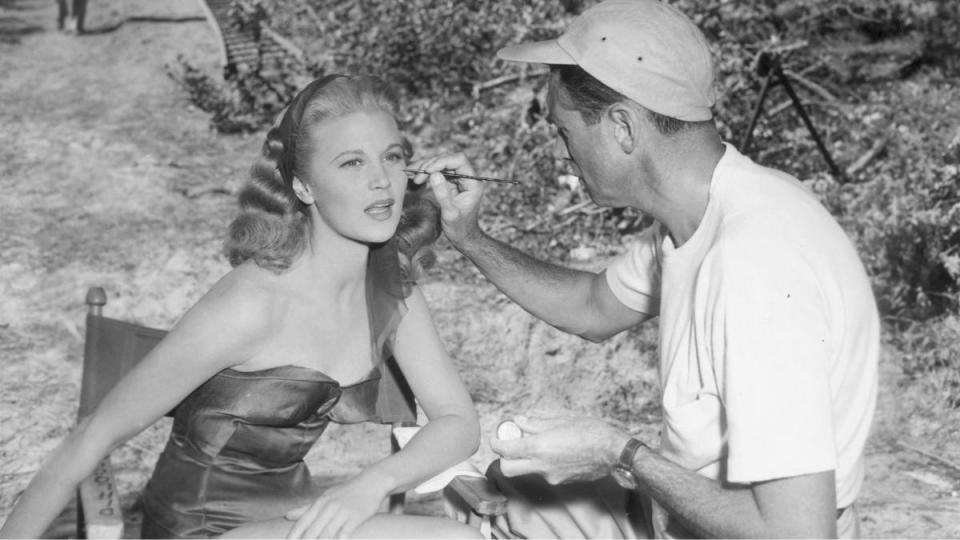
[[303, 110, 408, 245]]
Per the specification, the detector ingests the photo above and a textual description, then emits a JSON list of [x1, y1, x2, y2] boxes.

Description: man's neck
[[643, 131, 724, 248]]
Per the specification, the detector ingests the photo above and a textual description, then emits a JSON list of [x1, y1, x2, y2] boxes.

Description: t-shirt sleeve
[[605, 226, 662, 315], [711, 233, 837, 484]]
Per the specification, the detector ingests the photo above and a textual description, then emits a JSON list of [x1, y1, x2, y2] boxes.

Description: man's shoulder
[[711, 153, 846, 255], [714, 151, 818, 218]]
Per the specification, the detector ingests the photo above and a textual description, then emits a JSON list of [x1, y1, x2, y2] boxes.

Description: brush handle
[[404, 168, 519, 185]]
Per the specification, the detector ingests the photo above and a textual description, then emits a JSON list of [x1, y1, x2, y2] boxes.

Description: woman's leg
[[220, 514, 482, 539]]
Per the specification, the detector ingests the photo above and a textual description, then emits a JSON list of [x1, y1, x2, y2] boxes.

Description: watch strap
[[618, 437, 645, 472]]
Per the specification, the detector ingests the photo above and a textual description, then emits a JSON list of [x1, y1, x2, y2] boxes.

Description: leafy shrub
[[177, 0, 959, 315], [814, 81, 960, 320], [170, 54, 303, 133], [170, 1, 307, 133], [270, 0, 566, 100], [890, 316, 960, 409], [174, 0, 960, 406]]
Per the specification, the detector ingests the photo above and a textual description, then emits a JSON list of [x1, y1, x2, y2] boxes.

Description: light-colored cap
[[498, 0, 716, 121]]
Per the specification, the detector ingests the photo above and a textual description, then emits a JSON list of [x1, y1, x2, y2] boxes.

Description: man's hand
[[284, 471, 390, 539], [490, 415, 633, 485], [408, 153, 486, 247]]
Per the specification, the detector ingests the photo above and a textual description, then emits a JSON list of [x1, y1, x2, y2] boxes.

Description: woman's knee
[[356, 514, 482, 539]]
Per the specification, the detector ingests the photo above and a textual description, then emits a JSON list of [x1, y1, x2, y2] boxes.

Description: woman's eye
[[385, 152, 404, 163], [341, 158, 363, 168]]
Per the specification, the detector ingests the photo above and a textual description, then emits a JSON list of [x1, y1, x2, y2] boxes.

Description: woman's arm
[[285, 286, 479, 539], [368, 285, 481, 490], [0, 280, 270, 539]]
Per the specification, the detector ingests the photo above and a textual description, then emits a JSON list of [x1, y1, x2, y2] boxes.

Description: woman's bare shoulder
[[175, 262, 284, 342]]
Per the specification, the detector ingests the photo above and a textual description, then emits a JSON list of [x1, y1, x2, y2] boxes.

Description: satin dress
[[140, 246, 410, 538]]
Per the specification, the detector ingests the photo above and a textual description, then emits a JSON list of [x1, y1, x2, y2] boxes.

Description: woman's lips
[[364, 199, 395, 220]]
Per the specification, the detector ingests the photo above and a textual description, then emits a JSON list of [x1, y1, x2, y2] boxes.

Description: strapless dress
[[140, 241, 412, 538], [140, 365, 389, 538]]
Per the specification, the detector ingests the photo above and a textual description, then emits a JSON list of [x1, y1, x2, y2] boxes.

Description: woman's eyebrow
[[330, 149, 363, 163]]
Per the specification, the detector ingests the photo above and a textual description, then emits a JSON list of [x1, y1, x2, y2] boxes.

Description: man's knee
[[484, 460, 650, 538]]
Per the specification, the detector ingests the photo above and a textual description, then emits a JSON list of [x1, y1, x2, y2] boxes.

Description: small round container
[[496, 419, 523, 441]]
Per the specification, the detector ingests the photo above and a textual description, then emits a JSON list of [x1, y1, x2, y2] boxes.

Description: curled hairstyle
[[549, 65, 704, 135], [224, 74, 441, 286]]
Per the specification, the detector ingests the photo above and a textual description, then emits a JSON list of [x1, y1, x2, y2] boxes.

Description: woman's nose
[[368, 166, 391, 190]]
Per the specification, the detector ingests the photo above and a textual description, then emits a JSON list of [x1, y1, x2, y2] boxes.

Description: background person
[[0, 74, 480, 540], [56, 0, 86, 33], [412, 0, 879, 537]]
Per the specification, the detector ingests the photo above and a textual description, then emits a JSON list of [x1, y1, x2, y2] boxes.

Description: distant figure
[[56, 0, 86, 33]]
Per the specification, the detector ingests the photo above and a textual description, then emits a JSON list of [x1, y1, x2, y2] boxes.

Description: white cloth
[[606, 144, 878, 538]]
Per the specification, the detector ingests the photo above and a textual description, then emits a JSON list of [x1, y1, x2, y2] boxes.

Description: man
[[412, 0, 878, 537]]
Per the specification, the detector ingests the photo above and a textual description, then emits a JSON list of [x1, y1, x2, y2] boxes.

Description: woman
[[0, 74, 481, 539]]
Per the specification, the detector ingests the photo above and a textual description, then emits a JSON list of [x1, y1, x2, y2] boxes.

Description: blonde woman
[[1, 74, 480, 539]]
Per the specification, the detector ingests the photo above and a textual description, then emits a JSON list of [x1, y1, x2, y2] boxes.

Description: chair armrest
[[443, 475, 507, 517], [78, 456, 124, 539], [443, 476, 508, 539]]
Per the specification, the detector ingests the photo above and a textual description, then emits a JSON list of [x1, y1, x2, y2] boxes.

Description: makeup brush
[[404, 168, 520, 185]]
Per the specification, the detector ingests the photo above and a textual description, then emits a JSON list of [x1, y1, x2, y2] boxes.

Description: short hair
[[548, 65, 700, 136], [224, 74, 439, 279]]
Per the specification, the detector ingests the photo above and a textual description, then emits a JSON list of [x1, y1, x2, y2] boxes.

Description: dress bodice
[[168, 365, 383, 470], [139, 240, 414, 538]]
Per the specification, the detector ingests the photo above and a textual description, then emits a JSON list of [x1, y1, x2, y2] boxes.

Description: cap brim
[[497, 39, 576, 65]]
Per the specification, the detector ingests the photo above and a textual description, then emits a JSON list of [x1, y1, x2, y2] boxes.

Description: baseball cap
[[497, 0, 716, 121]]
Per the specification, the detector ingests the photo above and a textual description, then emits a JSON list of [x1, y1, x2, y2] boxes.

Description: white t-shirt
[[606, 144, 878, 537]]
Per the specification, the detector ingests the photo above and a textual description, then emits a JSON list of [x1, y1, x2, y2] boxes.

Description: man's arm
[[411, 152, 652, 341], [631, 445, 837, 538], [456, 231, 649, 341], [492, 416, 837, 539]]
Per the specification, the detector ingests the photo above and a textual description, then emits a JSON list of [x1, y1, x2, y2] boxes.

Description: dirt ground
[[1, 0, 958, 537]]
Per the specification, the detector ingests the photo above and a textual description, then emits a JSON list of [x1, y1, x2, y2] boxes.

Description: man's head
[[499, 0, 716, 124], [498, 0, 720, 208], [547, 65, 699, 136]]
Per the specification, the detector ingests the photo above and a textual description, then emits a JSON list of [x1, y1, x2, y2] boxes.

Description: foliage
[[172, 0, 960, 405], [170, 52, 305, 133], [272, 0, 566, 99], [889, 315, 960, 409], [813, 80, 960, 320]]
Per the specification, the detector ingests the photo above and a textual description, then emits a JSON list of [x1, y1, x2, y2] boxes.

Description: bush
[[170, 54, 303, 133], [890, 315, 960, 409], [814, 81, 960, 320], [177, 0, 960, 326], [272, 0, 566, 100]]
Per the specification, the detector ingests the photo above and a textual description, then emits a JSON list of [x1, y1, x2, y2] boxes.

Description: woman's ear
[[291, 177, 315, 204]]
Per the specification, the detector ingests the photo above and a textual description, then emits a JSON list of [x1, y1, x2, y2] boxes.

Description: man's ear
[[607, 104, 640, 153], [292, 177, 315, 204]]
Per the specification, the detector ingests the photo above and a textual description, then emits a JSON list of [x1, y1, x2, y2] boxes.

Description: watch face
[[612, 467, 638, 490]]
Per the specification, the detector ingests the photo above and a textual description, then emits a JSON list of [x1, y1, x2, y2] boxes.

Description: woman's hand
[[284, 471, 393, 539]]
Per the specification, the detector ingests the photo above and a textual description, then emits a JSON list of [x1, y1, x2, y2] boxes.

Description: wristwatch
[[611, 437, 645, 490]]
